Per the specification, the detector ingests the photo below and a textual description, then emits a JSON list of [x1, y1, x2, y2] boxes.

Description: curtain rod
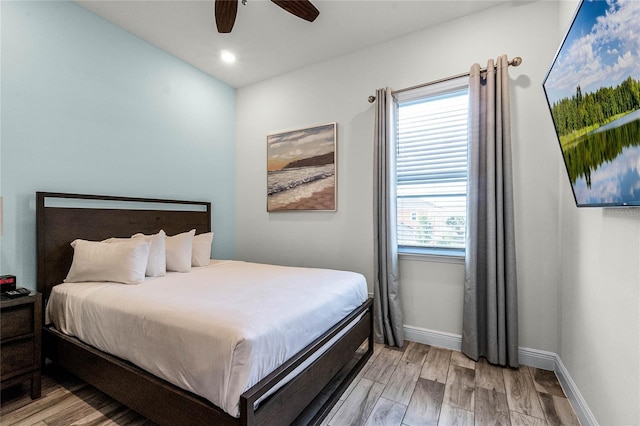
[[367, 56, 522, 103]]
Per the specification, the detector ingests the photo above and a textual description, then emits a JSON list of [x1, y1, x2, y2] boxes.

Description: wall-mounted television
[[543, 0, 640, 207]]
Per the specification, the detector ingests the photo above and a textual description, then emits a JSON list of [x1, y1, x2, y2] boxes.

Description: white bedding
[[45, 260, 368, 418]]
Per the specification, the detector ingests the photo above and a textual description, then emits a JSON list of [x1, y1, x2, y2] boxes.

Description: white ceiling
[[75, 0, 507, 88]]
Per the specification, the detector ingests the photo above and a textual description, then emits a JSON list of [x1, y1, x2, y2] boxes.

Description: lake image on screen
[[563, 109, 640, 206]]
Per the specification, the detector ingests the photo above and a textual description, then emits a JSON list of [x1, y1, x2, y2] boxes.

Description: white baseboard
[[403, 325, 598, 425], [518, 346, 557, 371], [554, 355, 600, 426], [404, 325, 462, 352]]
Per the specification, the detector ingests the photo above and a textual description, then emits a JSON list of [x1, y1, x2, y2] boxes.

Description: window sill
[[398, 250, 465, 265]]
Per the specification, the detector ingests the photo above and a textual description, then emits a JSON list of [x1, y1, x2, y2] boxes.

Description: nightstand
[[1, 292, 42, 399]]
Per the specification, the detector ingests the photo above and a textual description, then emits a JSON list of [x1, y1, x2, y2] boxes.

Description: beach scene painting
[[543, 0, 640, 206], [267, 122, 337, 211]]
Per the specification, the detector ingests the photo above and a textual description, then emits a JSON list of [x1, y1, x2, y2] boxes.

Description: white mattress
[[45, 260, 368, 418]]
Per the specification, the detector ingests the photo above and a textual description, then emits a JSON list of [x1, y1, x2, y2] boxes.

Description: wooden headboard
[[36, 192, 211, 299]]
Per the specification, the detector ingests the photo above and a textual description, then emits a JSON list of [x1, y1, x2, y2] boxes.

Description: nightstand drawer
[[0, 293, 41, 399], [1, 304, 34, 340], [1, 338, 35, 374]]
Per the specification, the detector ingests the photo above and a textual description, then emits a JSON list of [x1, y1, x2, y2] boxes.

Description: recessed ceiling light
[[221, 50, 236, 64]]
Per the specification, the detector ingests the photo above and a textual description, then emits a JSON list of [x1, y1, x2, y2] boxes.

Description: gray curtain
[[462, 56, 518, 367], [373, 87, 404, 348]]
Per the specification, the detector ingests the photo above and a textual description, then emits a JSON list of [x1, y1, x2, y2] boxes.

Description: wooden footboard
[[43, 298, 373, 426], [243, 298, 373, 425]]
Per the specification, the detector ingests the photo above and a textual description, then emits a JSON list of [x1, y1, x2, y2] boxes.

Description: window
[[395, 76, 469, 257]]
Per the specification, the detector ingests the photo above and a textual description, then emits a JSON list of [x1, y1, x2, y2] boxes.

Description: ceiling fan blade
[[271, 0, 319, 22], [215, 0, 238, 33]]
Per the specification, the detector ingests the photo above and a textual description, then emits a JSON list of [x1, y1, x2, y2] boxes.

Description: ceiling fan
[[215, 0, 320, 33]]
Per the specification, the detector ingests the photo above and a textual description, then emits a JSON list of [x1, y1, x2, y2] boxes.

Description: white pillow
[[64, 239, 151, 284], [165, 229, 195, 272], [192, 232, 214, 267], [132, 230, 167, 277]]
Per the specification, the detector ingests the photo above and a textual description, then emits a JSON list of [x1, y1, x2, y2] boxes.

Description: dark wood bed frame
[[36, 192, 373, 426]]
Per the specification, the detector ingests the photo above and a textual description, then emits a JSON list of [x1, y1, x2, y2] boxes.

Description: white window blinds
[[395, 77, 469, 255]]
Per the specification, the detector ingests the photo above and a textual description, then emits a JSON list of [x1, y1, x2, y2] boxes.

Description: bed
[[37, 191, 373, 426]]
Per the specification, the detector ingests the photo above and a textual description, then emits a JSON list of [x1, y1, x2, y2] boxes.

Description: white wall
[[237, 1, 562, 350], [556, 2, 640, 424]]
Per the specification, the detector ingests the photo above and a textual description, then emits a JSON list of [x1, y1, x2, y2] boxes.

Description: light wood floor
[[0, 342, 580, 426]]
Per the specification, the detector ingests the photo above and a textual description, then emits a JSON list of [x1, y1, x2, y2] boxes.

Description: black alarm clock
[[0, 275, 17, 293]]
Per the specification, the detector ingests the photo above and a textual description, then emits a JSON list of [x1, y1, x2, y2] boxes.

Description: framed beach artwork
[[543, 0, 640, 207], [267, 122, 337, 211]]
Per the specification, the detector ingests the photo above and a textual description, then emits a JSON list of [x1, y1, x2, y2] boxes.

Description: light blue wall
[[1, 1, 236, 289]]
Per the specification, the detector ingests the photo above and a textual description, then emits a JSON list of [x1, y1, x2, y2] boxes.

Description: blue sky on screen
[[544, 0, 640, 105]]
